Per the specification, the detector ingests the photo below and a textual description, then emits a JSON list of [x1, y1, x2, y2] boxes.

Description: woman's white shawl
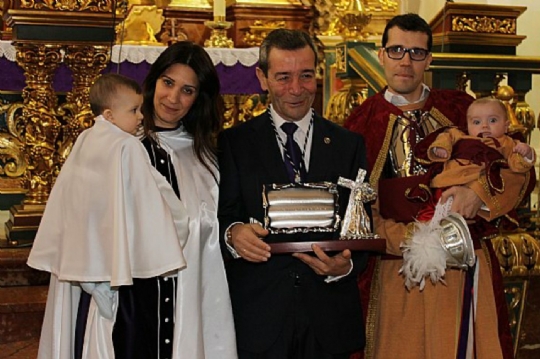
[[27, 117, 190, 359], [156, 127, 237, 359]]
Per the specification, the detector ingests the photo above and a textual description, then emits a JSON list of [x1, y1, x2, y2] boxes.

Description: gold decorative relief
[[503, 280, 527, 351], [364, 0, 397, 11], [242, 20, 285, 47], [58, 45, 111, 164], [514, 101, 535, 143], [220, 94, 269, 128], [493, 232, 540, 276], [237, 94, 268, 124], [14, 42, 63, 205], [204, 20, 234, 48], [315, 0, 398, 37], [339, 0, 372, 41], [513, 91, 535, 144], [451, 16, 516, 34], [222, 94, 237, 129], [0, 133, 26, 178], [0, 103, 27, 179], [324, 78, 367, 126], [496, 85, 527, 136], [21, 0, 115, 11], [335, 44, 346, 73]]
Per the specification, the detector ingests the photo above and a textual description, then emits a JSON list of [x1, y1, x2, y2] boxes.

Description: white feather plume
[[400, 219, 448, 291]]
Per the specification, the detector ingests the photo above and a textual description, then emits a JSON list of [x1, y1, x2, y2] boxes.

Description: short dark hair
[[258, 28, 318, 77], [89, 73, 141, 116], [142, 41, 223, 177], [382, 13, 433, 52]]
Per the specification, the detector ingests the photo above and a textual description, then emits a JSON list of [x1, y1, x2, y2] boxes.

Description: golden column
[[4, 43, 63, 243], [58, 45, 111, 161], [14, 43, 62, 201]]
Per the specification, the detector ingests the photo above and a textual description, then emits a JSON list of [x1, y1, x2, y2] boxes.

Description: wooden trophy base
[[269, 237, 386, 254]]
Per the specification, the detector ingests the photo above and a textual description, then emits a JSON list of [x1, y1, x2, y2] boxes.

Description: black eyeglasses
[[384, 46, 430, 61]]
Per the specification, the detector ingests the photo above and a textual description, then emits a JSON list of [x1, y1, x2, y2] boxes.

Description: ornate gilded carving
[[495, 85, 528, 136], [533, 204, 540, 242], [513, 92, 535, 144], [312, 0, 397, 37], [339, 0, 372, 40], [504, 280, 526, 351], [241, 20, 285, 47], [493, 232, 540, 276], [20, 0, 115, 11], [12, 43, 63, 205], [221, 94, 269, 129], [204, 20, 234, 48], [335, 45, 346, 73], [451, 16, 516, 34], [0, 103, 27, 179], [324, 78, 366, 126], [0, 133, 26, 178], [222, 94, 237, 129], [364, 0, 396, 11], [59, 45, 110, 163], [238, 94, 268, 123]]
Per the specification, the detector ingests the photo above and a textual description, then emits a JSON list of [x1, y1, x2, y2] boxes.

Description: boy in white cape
[[27, 74, 190, 359]]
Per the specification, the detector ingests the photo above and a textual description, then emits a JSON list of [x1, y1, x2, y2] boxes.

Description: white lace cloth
[[0, 40, 259, 66], [0, 40, 17, 61]]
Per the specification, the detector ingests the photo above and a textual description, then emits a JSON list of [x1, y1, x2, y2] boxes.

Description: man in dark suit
[[218, 29, 368, 359]]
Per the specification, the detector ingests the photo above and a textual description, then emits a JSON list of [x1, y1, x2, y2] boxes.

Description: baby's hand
[[514, 142, 533, 160], [432, 147, 448, 159]]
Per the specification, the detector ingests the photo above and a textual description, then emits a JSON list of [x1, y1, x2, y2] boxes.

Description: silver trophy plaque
[[262, 182, 341, 235], [262, 173, 384, 254]]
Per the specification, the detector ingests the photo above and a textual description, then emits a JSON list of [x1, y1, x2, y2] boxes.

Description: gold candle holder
[[204, 17, 234, 48]]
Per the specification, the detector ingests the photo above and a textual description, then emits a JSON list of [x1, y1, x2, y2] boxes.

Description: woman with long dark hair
[[113, 41, 236, 359]]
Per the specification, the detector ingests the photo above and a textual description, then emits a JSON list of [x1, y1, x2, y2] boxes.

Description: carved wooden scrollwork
[[0, 103, 27, 179], [451, 16, 516, 34], [20, 0, 115, 12], [13, 42, 63, 204]]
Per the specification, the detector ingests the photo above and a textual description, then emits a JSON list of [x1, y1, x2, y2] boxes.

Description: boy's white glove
[[80, 282, 115, 320]]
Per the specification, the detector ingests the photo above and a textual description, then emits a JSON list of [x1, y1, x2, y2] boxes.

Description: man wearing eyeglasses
[[345, 13, 523, 359]]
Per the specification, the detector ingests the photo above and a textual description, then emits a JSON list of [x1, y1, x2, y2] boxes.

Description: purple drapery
[[0, 57, 263, 94]]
